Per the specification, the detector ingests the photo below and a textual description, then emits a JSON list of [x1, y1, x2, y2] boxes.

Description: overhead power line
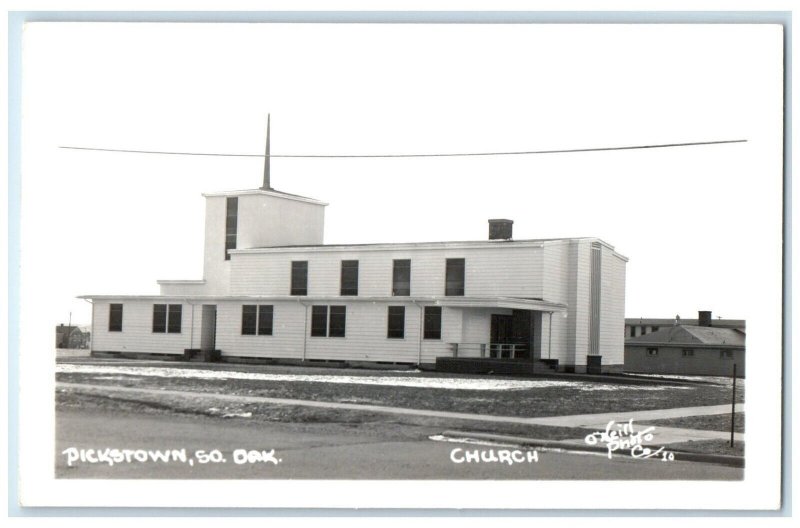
[[59, 139, 747, 159]]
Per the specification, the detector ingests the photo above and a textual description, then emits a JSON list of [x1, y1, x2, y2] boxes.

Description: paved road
[[56, 408, 743, 480]]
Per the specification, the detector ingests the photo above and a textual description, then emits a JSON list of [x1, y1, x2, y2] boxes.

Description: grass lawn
[[56, 361, 744, 419], [644, 412, 744, 433], [57, 390, 592, 441], [669, 439, 744, 457]]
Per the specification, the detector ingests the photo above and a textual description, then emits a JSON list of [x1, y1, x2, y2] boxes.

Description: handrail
[[449, 342, 527, 359]]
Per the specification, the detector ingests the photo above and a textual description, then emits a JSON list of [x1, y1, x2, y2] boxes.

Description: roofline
[[231, 237, 625, 256], [77, 294, 567, 311], [625, 341, 745, 349], [626, 318, 745, 326], [201, 188, 328, 206]]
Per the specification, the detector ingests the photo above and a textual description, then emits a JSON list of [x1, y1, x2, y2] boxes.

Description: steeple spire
[[261, 114, 272, 190]]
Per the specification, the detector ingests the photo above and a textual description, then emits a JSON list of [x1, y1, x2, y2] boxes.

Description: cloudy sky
[[21, 22, 783, 327]]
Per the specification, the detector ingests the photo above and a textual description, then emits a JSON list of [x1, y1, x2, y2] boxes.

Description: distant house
[[55, 324, 90, 349], [625, 311, 745, 338], [624, 312, 745, 377]]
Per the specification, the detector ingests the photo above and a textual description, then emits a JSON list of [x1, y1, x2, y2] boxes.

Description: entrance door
[[490, 314, 514, 358], [200, 305, 217, 352]]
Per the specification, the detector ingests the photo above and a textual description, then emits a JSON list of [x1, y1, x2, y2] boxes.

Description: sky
[[20, 22, 783, 327]]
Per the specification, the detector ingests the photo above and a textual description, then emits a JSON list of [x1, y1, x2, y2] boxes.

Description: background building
[[624, 311, 745, 377]]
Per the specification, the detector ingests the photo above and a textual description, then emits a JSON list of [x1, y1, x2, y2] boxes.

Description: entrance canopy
[[437, 296, 567, 313]]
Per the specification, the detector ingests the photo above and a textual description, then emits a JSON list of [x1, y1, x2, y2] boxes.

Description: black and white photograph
[[13, 14, 785, 511]]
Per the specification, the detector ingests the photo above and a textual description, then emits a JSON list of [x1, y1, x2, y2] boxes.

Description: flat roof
[[201, 187, 328, 206], [233, 237, 628, 260], [77, 294, 567, 311]]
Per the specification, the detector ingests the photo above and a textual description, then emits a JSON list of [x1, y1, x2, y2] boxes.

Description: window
[[340, 260, 359, 296], [153, 304, 167, 333], [629, 326, 635, 338], [153, 304, 182, 333], [387, 306, 405, 339], [242, 305, 273, 335], [392, 259, 411, 296], [311, 306, 328, 337], [646, 347, 658, 357], [682, 348, 695, 357], [424, 306, 442, 340], [720, 350, 734, 360], [224, 196, 238, 261], [109, 304, 123, 332], [651, 326, 660, 333], [445, 258, 465, 296], [311, 305, 346, 337], [168, 304, 182, 333], [329, 306, 346, 337], [291, 261, 308, 295]]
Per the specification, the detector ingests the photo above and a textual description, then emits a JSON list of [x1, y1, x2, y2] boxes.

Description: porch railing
[[449, 342, 528, 359]]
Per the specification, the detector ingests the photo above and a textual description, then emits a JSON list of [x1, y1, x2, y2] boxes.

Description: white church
[[81, 124, 627, 374]]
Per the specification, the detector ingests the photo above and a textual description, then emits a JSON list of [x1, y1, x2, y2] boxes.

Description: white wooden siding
[[92, 300, 196, 354], [230, 245, 544, 298], [598, 249, 627, 365]]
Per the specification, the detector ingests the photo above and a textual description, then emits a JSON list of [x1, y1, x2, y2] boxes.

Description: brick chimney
[[698, 311, 712, 327], [488, 219, 513, 240]]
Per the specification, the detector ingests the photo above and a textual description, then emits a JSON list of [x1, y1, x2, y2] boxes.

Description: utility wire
[[59, 139, 747, 159]]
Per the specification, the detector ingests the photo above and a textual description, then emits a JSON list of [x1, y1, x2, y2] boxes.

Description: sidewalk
[[58, 381, 743, 445]]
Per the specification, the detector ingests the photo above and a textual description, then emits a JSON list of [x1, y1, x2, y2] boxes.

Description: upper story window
[[646, 347, 658, 357], [682, 348, 695, 357], [392, 259, 411, 296], [340, 260, 359, 296], [242, 305, 274, 336], [445, 258, 465, 296], [153, 304, 182, 333], [108, 304, 123, 332], [291, 261, 308, 295], [224, 196, 238, 261]]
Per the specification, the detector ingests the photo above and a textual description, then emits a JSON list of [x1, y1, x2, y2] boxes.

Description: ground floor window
[[153, 304, 182, 333], [387, 306, 405, 339], [646, 347, 658, 357], [311, 305, 346, 337], [242, 305, 273, 335], [424, 306, 442, 340], [108, 303, 123, 332], [682, 348, 695, 357], [720, 350, 734, 359]]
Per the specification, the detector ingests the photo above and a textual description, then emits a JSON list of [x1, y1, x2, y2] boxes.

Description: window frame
[[291, 260, 309, 296], [423, 306, 442, 340], [311, 305, 328, 337], [108, 303, 123, 332], [340, 260, 359, 296], [392, 259, 411, 296], [224, 196, 238, 261], [328, 305, 347, 338], [152, 304, 182, 334], [387, 306, 405, 339], [445, 258, 465, 296]]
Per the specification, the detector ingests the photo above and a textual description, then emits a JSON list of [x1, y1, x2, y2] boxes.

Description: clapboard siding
[[92, 300, 196, 354], [230, 245, 544, 298], [598, 248, 627, 365]]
